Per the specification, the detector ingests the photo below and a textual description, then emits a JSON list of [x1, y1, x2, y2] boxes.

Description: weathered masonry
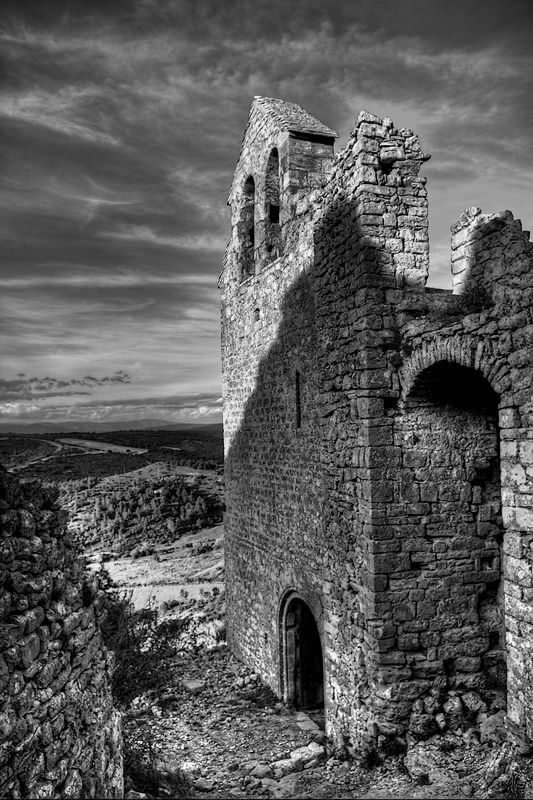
[[0, 468, 123, 798], [219, 96, 533, 751]]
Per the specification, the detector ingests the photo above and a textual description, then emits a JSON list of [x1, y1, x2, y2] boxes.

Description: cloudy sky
[[2, 0, 532, 427]]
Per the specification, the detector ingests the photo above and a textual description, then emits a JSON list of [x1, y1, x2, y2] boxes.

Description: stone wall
[[220, 96, 533, 752], [380, 364, 505, 738], [0, 466, 123, 798], [220, 98, 337, 705]]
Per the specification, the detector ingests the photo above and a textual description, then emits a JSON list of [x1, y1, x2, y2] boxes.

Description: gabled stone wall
[[0, 467, 122, 798], [220, 96, 533, 753]]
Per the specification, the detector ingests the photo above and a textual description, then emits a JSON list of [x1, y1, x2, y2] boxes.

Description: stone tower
[[219, 96, 533, 751]]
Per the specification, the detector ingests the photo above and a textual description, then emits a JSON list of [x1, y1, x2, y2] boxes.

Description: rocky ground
[[122, 641, 533, 800], [102, 521, 533, 800]]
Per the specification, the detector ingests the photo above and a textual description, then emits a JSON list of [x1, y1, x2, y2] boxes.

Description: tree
[[166, 518, 176, 536]]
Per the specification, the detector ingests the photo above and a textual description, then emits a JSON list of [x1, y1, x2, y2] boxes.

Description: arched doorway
[[281, 594, 324, 712]]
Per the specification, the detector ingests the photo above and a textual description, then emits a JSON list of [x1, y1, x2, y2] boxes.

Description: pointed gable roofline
[[251, 96, 339, 140], [228, 97, 338, 204]]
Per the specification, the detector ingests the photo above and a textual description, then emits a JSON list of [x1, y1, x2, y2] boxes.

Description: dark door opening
[[284, 597, 324, 712]]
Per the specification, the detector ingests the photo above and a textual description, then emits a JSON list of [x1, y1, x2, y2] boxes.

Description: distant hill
[[161, 422, 223, 434], [0, 419, 222, 435], [1, 423, 224, 481]]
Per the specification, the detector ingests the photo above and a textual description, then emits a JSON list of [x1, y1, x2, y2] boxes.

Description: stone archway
[[394, 360, 506, 718], [280, 593, 324, 713]]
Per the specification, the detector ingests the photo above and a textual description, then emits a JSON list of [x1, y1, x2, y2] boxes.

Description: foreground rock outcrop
[[0, 466, 122, 798]]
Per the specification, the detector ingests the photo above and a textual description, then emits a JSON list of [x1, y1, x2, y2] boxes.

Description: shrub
[[97, 567, 199, 797], [123, 725, 192, 799], [97, 566, 200, 704]]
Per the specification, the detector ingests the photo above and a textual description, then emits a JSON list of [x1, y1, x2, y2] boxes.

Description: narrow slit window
[[269, 204, 280, 224], [295, 370, 302, 428]]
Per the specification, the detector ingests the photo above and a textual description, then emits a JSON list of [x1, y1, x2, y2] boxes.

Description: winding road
[[5, 436, 147, 473]]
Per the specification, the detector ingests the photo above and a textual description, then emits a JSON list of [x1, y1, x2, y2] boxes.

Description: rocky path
[[123, 646, 372, 799], [121, 642, 533, 800]]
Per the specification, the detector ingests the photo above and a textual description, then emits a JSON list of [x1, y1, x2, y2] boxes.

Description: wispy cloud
[[1, 87, 121, 146], [0, 371, 132, 402], [102, 223, 227, 251], [1, 0, 531, 422], [0, 390, 223, 425], [0, 271, 217, 289]]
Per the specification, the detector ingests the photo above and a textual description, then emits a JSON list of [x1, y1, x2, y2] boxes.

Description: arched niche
[[264, 148, 282, 262], [399, 361, 506, 697]]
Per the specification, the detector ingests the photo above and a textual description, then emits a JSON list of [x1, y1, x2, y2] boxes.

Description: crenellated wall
[[220, 96, 533, 753], [0, 466, 123, 798]]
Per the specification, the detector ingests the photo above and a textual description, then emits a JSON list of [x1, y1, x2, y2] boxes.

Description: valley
[[0, 425, 223, 481]]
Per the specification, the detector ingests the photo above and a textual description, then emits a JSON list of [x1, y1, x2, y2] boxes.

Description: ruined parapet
[[451, 207, 533, 302], [0, 467, 122, 798], [314, 110, 431, 295]]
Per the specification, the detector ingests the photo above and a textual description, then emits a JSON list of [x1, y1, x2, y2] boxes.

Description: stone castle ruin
[[219, 97, 533, 752]]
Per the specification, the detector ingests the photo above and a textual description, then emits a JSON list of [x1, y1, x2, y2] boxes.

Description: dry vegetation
[[58, 470, 224, 557], [0, 436, 57, 468]]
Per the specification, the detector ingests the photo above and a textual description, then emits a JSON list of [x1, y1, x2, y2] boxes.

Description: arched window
[[239, 176, 255, 279], [265, 149, 282, 261]]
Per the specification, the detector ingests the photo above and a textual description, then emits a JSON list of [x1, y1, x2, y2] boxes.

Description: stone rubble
[[121, 641, 533, 799]]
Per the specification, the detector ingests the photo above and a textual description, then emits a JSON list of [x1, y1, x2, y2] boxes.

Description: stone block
[[272, 757, 302, 776], [408, 712, 438, 739], [355, 165, 377, 184], [249, 763, 273, 779], [516, 506, 533, 529], [397, 633, 420, 651], [499, 408, 520, 428], [23, 606, 45, 634], [18, 509, 36, 537], [479, 710, 506, 743], [182, 678, 206, 695], [20, 632, 41, 669]]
